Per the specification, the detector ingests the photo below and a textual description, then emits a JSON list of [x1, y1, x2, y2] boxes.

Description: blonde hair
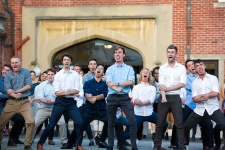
[[138, 68, 151, 84]]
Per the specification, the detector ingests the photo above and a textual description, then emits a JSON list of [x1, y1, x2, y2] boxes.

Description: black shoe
[[8, 137, 17, 146], [99, 141, 108, 148], [95, 135, 101, 145], [48, 140, 55, 145], [143, 135, 146, 139], [89, 139, 94, 146], [61, 143, 73, 149], [191, 135, 195, 141], [15, 139, 24, 144], [106, 146, 113, 150], [132, 148, 138, 150], [118, 146, 129, 150], [24, 145, 33, 150], [152, 133, 155, 141]]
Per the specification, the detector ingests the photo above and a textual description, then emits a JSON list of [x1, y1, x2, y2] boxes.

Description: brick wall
[[0, 0, 224, 67]]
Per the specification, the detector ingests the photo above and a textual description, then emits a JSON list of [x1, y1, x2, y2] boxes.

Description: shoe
[[132, 148, 138, 150], [95, 135, 101, 145], [24, 145, 33, 150], [124, 140, 131, 146], [168, 145, 175, 148], [153, 147, 167, 150], [136, 139, 141, 145], [48, 140, 55, 145], [165, 132, 169, 140], [15, 139, 24, 144], [214, 145, 220, 150], [75, 146, 85, 150], [99, 141, 108, 148], [118, 146, 129, 150], [4, 128, 9, 136], [106, 146, 113, 150], [89, 139, 94, 146], [61, 143, 73, 149], [7, 137, 17, 146], [37, 143, 44, 150], [203, 146, 209, 150], [152, 133, 155, 141], [143, 135, 146, 139]]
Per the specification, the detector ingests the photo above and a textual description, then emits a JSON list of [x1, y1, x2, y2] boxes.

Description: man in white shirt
[[154, 44, 187, 150], [133, 68, 168, 142], [33, 68, 67, 145], [184, 59, 225, 149], [37, 53, 84, 150]]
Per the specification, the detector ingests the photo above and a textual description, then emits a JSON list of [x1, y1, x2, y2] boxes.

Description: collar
[[196, 73, 209, 80], [140, 82, 150, 85], [114, 62, 125, 67], [62, 68, 73, 74], [166, 62, 179, 68]]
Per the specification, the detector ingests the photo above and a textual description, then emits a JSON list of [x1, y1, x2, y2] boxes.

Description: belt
[[57, 97, 74, 100], [10, 97, 28, 100], [110, 94, 128, 97], [0, 98, 8, 101]]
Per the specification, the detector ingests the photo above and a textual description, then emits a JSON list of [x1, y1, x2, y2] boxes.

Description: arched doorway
[[52, 39, 143, 83]]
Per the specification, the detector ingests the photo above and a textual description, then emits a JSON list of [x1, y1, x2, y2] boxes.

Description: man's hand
[[134, 99, 143, 106], [160, 85, 169, 92], [115, 87, 123, 93], [75, 94, 80, 97], [108, 82, 116, 88], [181, 99, 185, 105], [90, 97, 96, 104], [15, 93, 22, 99]]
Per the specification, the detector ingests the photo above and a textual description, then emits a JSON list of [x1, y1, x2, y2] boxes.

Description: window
[[202, 60, 218, 78]]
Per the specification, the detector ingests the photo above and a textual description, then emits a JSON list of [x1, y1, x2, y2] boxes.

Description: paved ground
[[0, 130, 217, 150]]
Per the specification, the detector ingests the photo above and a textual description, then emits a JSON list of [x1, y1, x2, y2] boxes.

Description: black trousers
[[154, 95, 186, 150], [213, 114, 225, 147], [107, 94, 137, 148], [184, 109, 225, 148]]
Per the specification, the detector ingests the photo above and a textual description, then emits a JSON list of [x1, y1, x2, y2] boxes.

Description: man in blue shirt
[[0, 57, 34, 150], [0, 64, 25, 147], [106, 46, 138, 150]]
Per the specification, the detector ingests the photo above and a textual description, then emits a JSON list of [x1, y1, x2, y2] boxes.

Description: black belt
[[10, 97, 28, 100], [110, 94, 128, 97], [57, 97, 74, 100], [0, 98, 8, 101]]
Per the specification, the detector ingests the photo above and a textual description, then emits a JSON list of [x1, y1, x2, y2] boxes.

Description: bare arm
[[15, 85, 32, 93], [193, 91, 219, 103]]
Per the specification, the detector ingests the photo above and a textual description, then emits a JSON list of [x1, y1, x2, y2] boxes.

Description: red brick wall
[[0, 0, 224, 67]]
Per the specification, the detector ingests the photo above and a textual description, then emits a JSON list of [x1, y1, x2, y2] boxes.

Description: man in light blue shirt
[[106, 46, 138, 150]]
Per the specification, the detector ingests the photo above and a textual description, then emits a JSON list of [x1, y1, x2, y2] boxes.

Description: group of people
[[0, 44, 224, 150]]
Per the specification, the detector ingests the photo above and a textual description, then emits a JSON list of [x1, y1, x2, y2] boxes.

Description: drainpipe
[[4, 0, 15, 56], [187, 0, 191, 60]]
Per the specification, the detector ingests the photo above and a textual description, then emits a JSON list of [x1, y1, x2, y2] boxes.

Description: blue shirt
[[83, 71, 94, 84], [83, 78, 108, 116], [0, 76, 8, 102], [185, 73, 198, 110], [106, 63, 135, 94], [4, 68, 33, 97], [38, 80, 55, 108]]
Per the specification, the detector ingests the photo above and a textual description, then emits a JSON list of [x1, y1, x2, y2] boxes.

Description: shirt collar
[[140, 82, 150, 85], [62, 68, 73, 73], [196, 73, 209, 79], [166, 62, 179, 68], [114, 63, 125, 67]]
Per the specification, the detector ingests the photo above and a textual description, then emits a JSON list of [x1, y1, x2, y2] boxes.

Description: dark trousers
[[184, 109, 225, 148], [107, 94, 137, 148], [38, 97, 83, 146], [213, 114, 225, 147], [63, 105, 93, 139], [182, 105, 213, 148], [0, 102, 25, 141], [154, 95, 186, 150]]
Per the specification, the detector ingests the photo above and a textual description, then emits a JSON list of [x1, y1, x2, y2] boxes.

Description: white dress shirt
[[159, 62, 186, 95], [75, 75, 85, 107], [192, 73, 220, 116], [53, 68, 80, 100], [132, 82, 156, 116]]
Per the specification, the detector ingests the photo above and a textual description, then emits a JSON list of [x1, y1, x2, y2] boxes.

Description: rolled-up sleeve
[[25, 70, 33, 87], [4, 73, 11, 91], [83, 81, 91, 95], [158, 68, 165, 86], [128, 66, 135, 83], [106, 67, 112, 83]]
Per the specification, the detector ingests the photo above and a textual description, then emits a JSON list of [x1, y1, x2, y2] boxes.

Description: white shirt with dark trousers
[[154, 62, 187, 149]]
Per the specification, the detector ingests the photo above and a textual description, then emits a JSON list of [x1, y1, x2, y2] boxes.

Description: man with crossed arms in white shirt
[[33, 68, 67, 145], [184, 59, 225, 150]]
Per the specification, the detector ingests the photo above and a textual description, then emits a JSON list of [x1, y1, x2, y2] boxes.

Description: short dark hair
[[46, 68, 56, 74], [38, 71, 47, 81], [3, 64, 12, 71], [97, 64, 105, 69], [167, 44, 178, 53], [194, 59, 204, 65], [74, 64, 82, 69], [88, 58, 98, 65], [30, 70, 36, 75], [185, 59, 193, 68], [151, 66, 160, 77], [62, 53, 73, 62], [114, 46, 126, 55]]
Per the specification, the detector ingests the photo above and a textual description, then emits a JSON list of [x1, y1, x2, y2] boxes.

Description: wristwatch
[[118, 83, 120, 86]]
